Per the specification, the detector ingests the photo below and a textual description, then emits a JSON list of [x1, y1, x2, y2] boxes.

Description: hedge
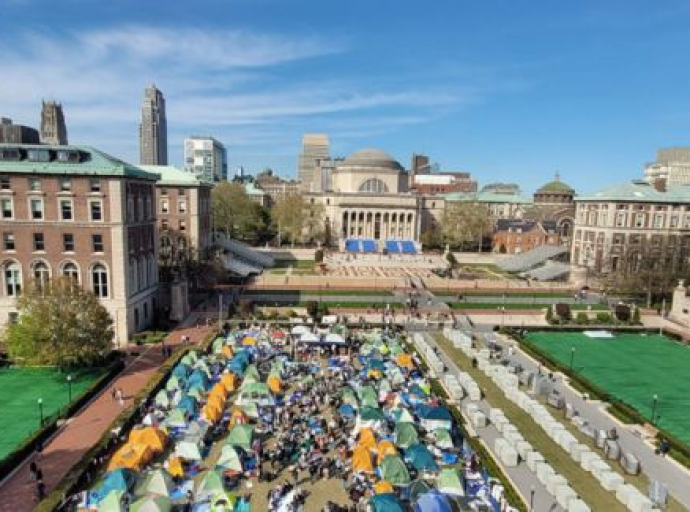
[[0, 353, 125, 480], [36, 331, 217, 511]]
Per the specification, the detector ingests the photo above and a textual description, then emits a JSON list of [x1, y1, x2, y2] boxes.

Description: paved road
[[495, 334, 690, 509], [420, 332, 564, 511]]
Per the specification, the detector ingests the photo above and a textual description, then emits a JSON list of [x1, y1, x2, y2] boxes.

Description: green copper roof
[[0, 144, 159, 180], [537, 180, 574, 193], [577, 181, 690, 203], [445, 191, 533, 204], [139, 165, 211, 187]]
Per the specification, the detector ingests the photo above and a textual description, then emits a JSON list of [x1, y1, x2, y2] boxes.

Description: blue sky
[[2, 0, 690, 193]]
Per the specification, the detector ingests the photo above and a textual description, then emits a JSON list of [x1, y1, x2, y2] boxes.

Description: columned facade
[[340, 209, 417, 240]]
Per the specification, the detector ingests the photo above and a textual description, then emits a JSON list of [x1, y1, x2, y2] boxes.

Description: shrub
[[545, 306, 554, 324], [596, 312, 612, 323], [575, 312, 589, 325], [555, 302, 571, 321], [615, 303, 631, 322], [314, 248, 324, 264], [445, 251, 458, 268], [631, 307, 641, 325]]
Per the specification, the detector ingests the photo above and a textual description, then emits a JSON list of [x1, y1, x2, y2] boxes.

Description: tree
[[323, 220, 332, 248], [420, 228, 443, 250], [315, 248, 324, 264], [2, 278, 114, 367], [441, 202, 491, 251], [212, 182, 267, 243], [555, 302, 571, 321], [272, 194, 325, 246], [445, 251, 458, 269]]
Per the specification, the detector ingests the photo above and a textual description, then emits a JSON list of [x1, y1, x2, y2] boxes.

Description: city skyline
[[3, 1, 690, 192]]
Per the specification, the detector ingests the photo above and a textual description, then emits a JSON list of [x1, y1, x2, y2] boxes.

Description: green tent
[[165, 376, 181, 392], [210, 492, 237, 510], [238, 402, 259, 418], [176, 440, 202, 460], [98, 490, 125, 512], [216, 445, 243, 472], [134, 469, 174, 497], [238, 382, 274, 406], [409, 480, 433, 502], [394, 422, 419, 449], [379, 454, 411, 486], [212, 337, 225, 353], [340, 387, 358, 405], [130, 495, 172, 512], [388, 368, 406, 387], [436, 468, 464, 496], [187, 388, 204, 401], [180, 352, 198, 365], [359, 386, 378, 408], [154, 390, 170, 407], [377, 379, 392, 394], [163, 408, 187, 429], [359, 406, 385, 422], [243, 364, 261, 382], [392, 408, 415, 425], [226, 424, 254, 451], [195, 470, 225, 500], [432, 428, 454, 449]]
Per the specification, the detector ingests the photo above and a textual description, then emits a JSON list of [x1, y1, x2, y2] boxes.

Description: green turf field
[[0, 367, 104, 462], [526, 332, 690, 445]]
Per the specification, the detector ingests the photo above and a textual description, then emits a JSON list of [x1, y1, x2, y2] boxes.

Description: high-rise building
[[139, 85, 168, 165], [40, 101, 68, 145], [183, 136, 227, 182], [0, 118, 40, 144], [643, 147, 690, 186], [298, 134, 329, 192]]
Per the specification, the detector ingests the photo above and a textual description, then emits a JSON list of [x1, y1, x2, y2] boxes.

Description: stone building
[[528, 174, 576, 243], [571, 180, 690, 273], [40, 101, 68, 145], [0, 143, 160, 346], [444, 189, 533, 220], [139, 85, 168, 166], [298, 133, 329, 192], [0, 118, 40, 144], [255, 169, 300, 205]]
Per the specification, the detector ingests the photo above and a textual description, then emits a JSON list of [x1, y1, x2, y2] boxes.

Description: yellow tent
[[374, 481, 394, 494], [367, 369, 382, 380], [210, 383, 228, 399], [220, 373, 237, 392], [396, 353, 413, 369], [242, 336, 256, 346], [352, 446, 374, 473], [376, 440, 398, 465], [203, 403, 223, 423], [222, 345, 234, 358], [358, 428, 377, 450], [229, 408, 248, 427], [167, 455, 184, 479], [267, 376, 282, 394], [128, 427, 167, 454], [108, 443, 153, 471]]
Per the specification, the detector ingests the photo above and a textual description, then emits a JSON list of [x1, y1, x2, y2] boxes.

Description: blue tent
[[370, 493, 404, 512], [405, 444, 439, 472], [172, 363, 191, 379], [95, 469, 136, 500], [367, 359, 386, 372], [416, 404, 452, 422], [409, 384, 428, 397], [178, 395, 199, 415], [187, 370, 209, 389], [413, 492, 452, 512], [339, 403, 356, 418]]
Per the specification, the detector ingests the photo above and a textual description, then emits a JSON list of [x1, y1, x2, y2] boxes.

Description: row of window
[[577, 211, 690, 229], [2, 259, 109, 298], [0, 197, 103, 222], [160, 198, 187, 215], [3, 232, 104, 253], [0, 176, 101, 193]]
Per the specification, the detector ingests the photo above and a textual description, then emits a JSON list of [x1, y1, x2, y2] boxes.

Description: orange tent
[[267, 376, 282, 394], [242, 336, 256, 346], [376, 440, 398, 464], [374, 481, 394, 494], [351, 446, 374, 473], [167, 455, 184, 479], [358, 428, 377, 450], [220, 373, 237, 392], [203, 403, 223, 423], [396, 353, 413, 369], [229, 408, 248, 427], [210, 382, 228, 399], [207, 394, 225, 411], [108, 443, 153, 471], [222, 345, 234, 358], [128, 427, 167, 454]]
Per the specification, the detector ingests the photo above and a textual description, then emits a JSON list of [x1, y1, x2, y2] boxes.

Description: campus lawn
[[448, 302, 595, 310], [526, 332, 690, 447], [0, 367, 104, 462]]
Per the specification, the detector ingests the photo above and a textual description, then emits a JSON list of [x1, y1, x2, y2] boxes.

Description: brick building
[[0, 144, 160, 346], [492, 219, 560, 254]]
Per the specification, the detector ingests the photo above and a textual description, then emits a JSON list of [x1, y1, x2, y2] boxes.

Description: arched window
[[61, 261, 80, 283], [92, 264, 109, 298], [358, 178, 389, 194], [3, 261, 22, 297], [31, 260, 50, 289]]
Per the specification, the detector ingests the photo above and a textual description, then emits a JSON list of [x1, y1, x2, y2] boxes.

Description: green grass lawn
[[448, 302, 596, 310], [255, 300, 405, 309], [0, 367, 105, 461], [526, 332, 690, 447], [271, 259, 315, 269]]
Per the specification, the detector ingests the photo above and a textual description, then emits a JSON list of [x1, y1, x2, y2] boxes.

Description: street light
[[652, 394, 658, 425], [569, 347, 576, 371], [67, 375, 73, 403], [530, 485, 535, 511], [38, 398, 44, 427]]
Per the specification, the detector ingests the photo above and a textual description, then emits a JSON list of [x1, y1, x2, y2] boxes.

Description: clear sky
[[2, 0, 690, 193]]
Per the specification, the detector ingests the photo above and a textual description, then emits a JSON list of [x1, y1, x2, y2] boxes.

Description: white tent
[[321, 315, 338, 325], [324, 333, 346, 345], [299, 332, 320, 343], [291, 325, 310, 336]]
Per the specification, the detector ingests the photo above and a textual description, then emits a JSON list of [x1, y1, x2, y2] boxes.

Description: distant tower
[[40, 101, 68, 145], [139, 84, 168, 165], [298, 134, 329, 192]]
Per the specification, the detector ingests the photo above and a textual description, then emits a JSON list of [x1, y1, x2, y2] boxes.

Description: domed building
[[331, 148, 409, 194], [534, 173, 575, 206], [529, 173, 576, 242]]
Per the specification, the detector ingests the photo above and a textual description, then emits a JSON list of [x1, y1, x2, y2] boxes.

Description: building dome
[[536, 173, 574, 195], [341, 148, 403, 171]]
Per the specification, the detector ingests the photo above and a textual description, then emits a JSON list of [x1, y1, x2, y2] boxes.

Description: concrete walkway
[[0, 320, 213, 510], [420, 332, 563, 511], [497, 334, 690, 509]]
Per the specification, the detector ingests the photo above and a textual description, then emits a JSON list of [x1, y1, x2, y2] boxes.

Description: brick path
[[0, 324, 212, 511]]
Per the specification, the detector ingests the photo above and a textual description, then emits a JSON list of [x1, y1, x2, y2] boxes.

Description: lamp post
[[530, 485, 535, 511], [569, 346, 576, 372], [652, 394, 658, 425], [38, 398, 44, 427], [67, 375, 73, 403]]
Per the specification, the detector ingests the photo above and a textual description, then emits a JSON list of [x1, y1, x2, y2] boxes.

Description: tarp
[[202, 403, 223, 424], [370, 493, 404, 512], [413, 491, 452, 512], [379, 454, 411, 486], [129, 427, 167, 454], [154, 390, 170, 408], [405, 444, 439, 471], [436, 469, 464, 496], [178, 396, 199, 416], [133, 469, 174, 497], [299, 333, 320, 343], [226, 424, 254, 451], [324, 333, 345, 344], [130, 496, 172, 512], [222, 345, 234, 358], [352, 446, 374, 473], [291, 325, 310, 336], [359, 386, 379, 408], [394, 422, 419, 449]]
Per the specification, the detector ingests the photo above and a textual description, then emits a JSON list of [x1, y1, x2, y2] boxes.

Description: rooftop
[[339, 148, 404, 171], [577, 180, 690, 203], [139, 165, 211, 187], [445, 190, 533, 204]]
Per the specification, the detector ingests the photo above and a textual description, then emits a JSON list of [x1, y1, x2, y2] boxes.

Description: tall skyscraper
[[139, 84, 168, 165], [183, 136, 227, 182], [298, 133, 329, 192], [40, 100, 68, 145]]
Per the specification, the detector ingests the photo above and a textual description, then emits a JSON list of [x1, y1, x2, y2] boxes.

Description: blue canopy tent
[[405, 444, 439, 472], [370, 493, 405, 512], [413, 491, 452, 512], [172, 363, 191, 379], [178, 396, 199, 415], [339, 403, 357, 418], [95, 469, 136, 501]]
